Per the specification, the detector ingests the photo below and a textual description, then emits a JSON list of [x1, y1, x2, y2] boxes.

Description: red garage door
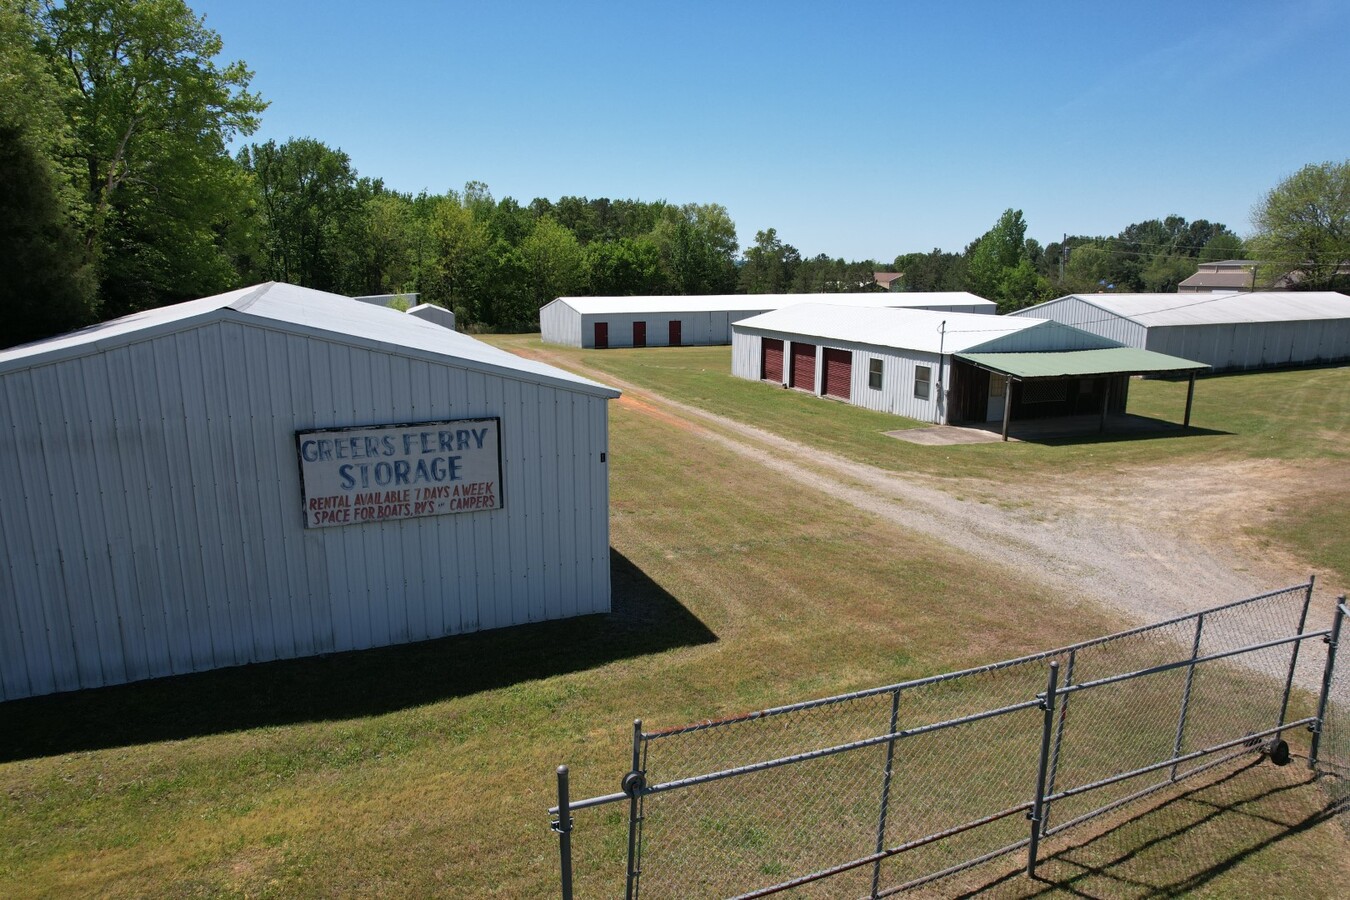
[[761, 338, 783, 382], [594, 322, 608, 349], [669, 321, 682, 347], [823, 348, 852, 400], [789, 342, 816, 391], [633, 321, 647, 348]]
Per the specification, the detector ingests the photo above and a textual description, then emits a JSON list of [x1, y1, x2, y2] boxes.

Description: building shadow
[[0, 549, 714, 762]]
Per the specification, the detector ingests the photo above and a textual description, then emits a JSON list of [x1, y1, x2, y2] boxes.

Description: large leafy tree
[[0, 0, 98, 346], [35, 0, 265, 315], [241, 137, 370, 292], [1250, 160, 1350, 290], [738, 228, 800, 294]]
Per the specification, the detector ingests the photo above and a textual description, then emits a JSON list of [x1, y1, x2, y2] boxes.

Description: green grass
[[1, 350, 1347, 897]]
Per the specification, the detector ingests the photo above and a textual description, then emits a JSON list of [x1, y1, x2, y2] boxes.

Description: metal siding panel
[[237, 327, 289, 661], [483, 374, 513, 627], [557, 390, 579, 619], [311, 340, 357, 651], [262, 329, 309, 657], [523, 382, 547, 621], [0, 375, 54, 698], [594, 398, 612, 613], [32, 364, 106, 689], [191, 327, 253, 667], [80, 353, 153, 682], [220, 323, 274, 663], [502, 377, 528, 626], [287, 334, 332, 652], [467, 370, 498, 630], [404, 358, 435, 641]]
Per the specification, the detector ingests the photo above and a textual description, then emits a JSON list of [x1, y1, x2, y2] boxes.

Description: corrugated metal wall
[[1145, 319, 1350, 371], [1011, 297, 1147, 347], [540, 300, 583, 347], [571, 309, 775, 348], [732, 329, 949, 422], [0, 321, 611, 700]]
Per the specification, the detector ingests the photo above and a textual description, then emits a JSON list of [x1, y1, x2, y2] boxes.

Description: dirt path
[[518, 344, 1336, 687]]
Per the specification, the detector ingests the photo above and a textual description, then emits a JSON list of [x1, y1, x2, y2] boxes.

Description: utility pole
[[1059, 233, 1067, 281]]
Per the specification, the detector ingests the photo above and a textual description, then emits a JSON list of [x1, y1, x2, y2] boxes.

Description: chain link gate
[[551, 581, 1344, 898]]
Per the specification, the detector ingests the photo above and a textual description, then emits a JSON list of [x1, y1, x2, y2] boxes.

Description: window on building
[[914, 364, 931, 400], [868, 358, 883, 390]]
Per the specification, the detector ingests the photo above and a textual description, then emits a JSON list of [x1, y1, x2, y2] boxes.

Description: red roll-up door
[[669, 320, 682, 346], [633, 321, 646, 348], [761, 338, 783, 382], [594, 322, 608, 349], [789, 342, 816, 391], [823, 348, 852, 400]]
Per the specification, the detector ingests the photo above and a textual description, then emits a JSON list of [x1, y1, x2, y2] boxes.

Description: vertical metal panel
[[1011, 297, 1145, 347], [541, 300, 583, 348]]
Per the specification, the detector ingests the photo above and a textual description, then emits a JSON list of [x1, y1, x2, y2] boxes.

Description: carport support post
[[1099, 380, 1110, 433], [1001, 377, 1013, 441], [1183, 372, 1196, 427]]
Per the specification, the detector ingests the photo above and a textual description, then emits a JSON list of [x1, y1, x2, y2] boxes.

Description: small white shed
[[0, 283, 619, 700], [540, 292, 995, 348], [732, 304, 1206, 429], [1010, 292, 1350, 371]]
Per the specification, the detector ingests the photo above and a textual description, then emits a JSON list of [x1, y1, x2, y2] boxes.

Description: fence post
[[1310, 598, 1346, 769], [1277, 576, 1316, 737], [1027, 661, 1060, 878], [1170, 613, 1206, 780], [625, 719, 645, 900], [1041, 649, 1075, 836], [871, 688, 902, 899], [553, 766, 574, 900]]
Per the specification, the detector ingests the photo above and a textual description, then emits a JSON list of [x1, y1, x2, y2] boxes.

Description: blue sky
[[195, 0, 1348, 261]]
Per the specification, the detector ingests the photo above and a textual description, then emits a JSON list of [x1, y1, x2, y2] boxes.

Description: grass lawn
[[1, 347, 1347, 897]]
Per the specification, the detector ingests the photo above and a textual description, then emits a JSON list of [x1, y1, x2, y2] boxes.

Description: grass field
[[1, 343, 1347, 897]]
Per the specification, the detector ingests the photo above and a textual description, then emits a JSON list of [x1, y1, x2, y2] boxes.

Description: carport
[[955, 347, 1210, 441]]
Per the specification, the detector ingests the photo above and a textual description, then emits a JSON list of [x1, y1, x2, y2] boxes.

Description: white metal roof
[[0, 282, 619, 398], [549, 292, 995, 315], [733, 303, 1041, 354], [1039, 292, 1350, 327]]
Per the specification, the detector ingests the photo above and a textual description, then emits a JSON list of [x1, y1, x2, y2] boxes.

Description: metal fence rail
[[551, 581, 1347, 898]]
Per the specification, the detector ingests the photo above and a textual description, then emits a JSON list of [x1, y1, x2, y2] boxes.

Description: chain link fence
[[552, 582, 1347, 898]]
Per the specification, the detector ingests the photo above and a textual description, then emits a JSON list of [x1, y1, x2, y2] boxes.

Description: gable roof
[[547, 292, 994, 316], [733, 303, 1040, 353], [0, 283, 619, 398], [1037, 291, 1350, 327]]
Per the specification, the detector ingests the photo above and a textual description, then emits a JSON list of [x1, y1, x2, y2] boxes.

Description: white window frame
[[868, 358, 883, 390], [914, 364, 932, 400]]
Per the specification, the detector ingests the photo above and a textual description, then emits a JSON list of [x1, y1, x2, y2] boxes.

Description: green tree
[[1199, 232, 1245, 262], [739, 228, 800, 294], [892, 249, 967, 292], [241, 138, 366, 292], [519, 216, 585, 317], [652, 203, 738, 294], [1250, 160, 1350, 290], [36, 0, 265, 314], [0, 0, 98, 345], [586, 236, 666, 295]]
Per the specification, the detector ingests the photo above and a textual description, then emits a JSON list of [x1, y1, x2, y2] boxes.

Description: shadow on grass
[[953, 758, 1348, 898], [0, 549, 714, 762]]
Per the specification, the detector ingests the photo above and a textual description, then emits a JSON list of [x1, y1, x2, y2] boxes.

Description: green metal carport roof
[[956, 346, 1209, 379]]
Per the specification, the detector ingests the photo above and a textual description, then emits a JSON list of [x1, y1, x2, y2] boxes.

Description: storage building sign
[[297, 418, 502, 528]]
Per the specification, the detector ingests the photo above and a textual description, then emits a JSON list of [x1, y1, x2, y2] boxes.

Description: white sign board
[[296, 418, 502, 528]]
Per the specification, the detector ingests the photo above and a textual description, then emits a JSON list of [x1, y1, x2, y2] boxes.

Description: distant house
[[1178, 261, 1257, 293], [872, 272, 904, 291]]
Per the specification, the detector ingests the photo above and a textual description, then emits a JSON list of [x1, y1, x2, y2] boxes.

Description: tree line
[[4, 0, 1347, 349]]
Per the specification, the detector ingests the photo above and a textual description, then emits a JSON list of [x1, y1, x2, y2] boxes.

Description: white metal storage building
[[540, 292, 995, 348], [0, 282, 619, 701], [731, 304, 1206, 432], [407, 302, 456, 331], [1009, 292, 1350, 371]]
